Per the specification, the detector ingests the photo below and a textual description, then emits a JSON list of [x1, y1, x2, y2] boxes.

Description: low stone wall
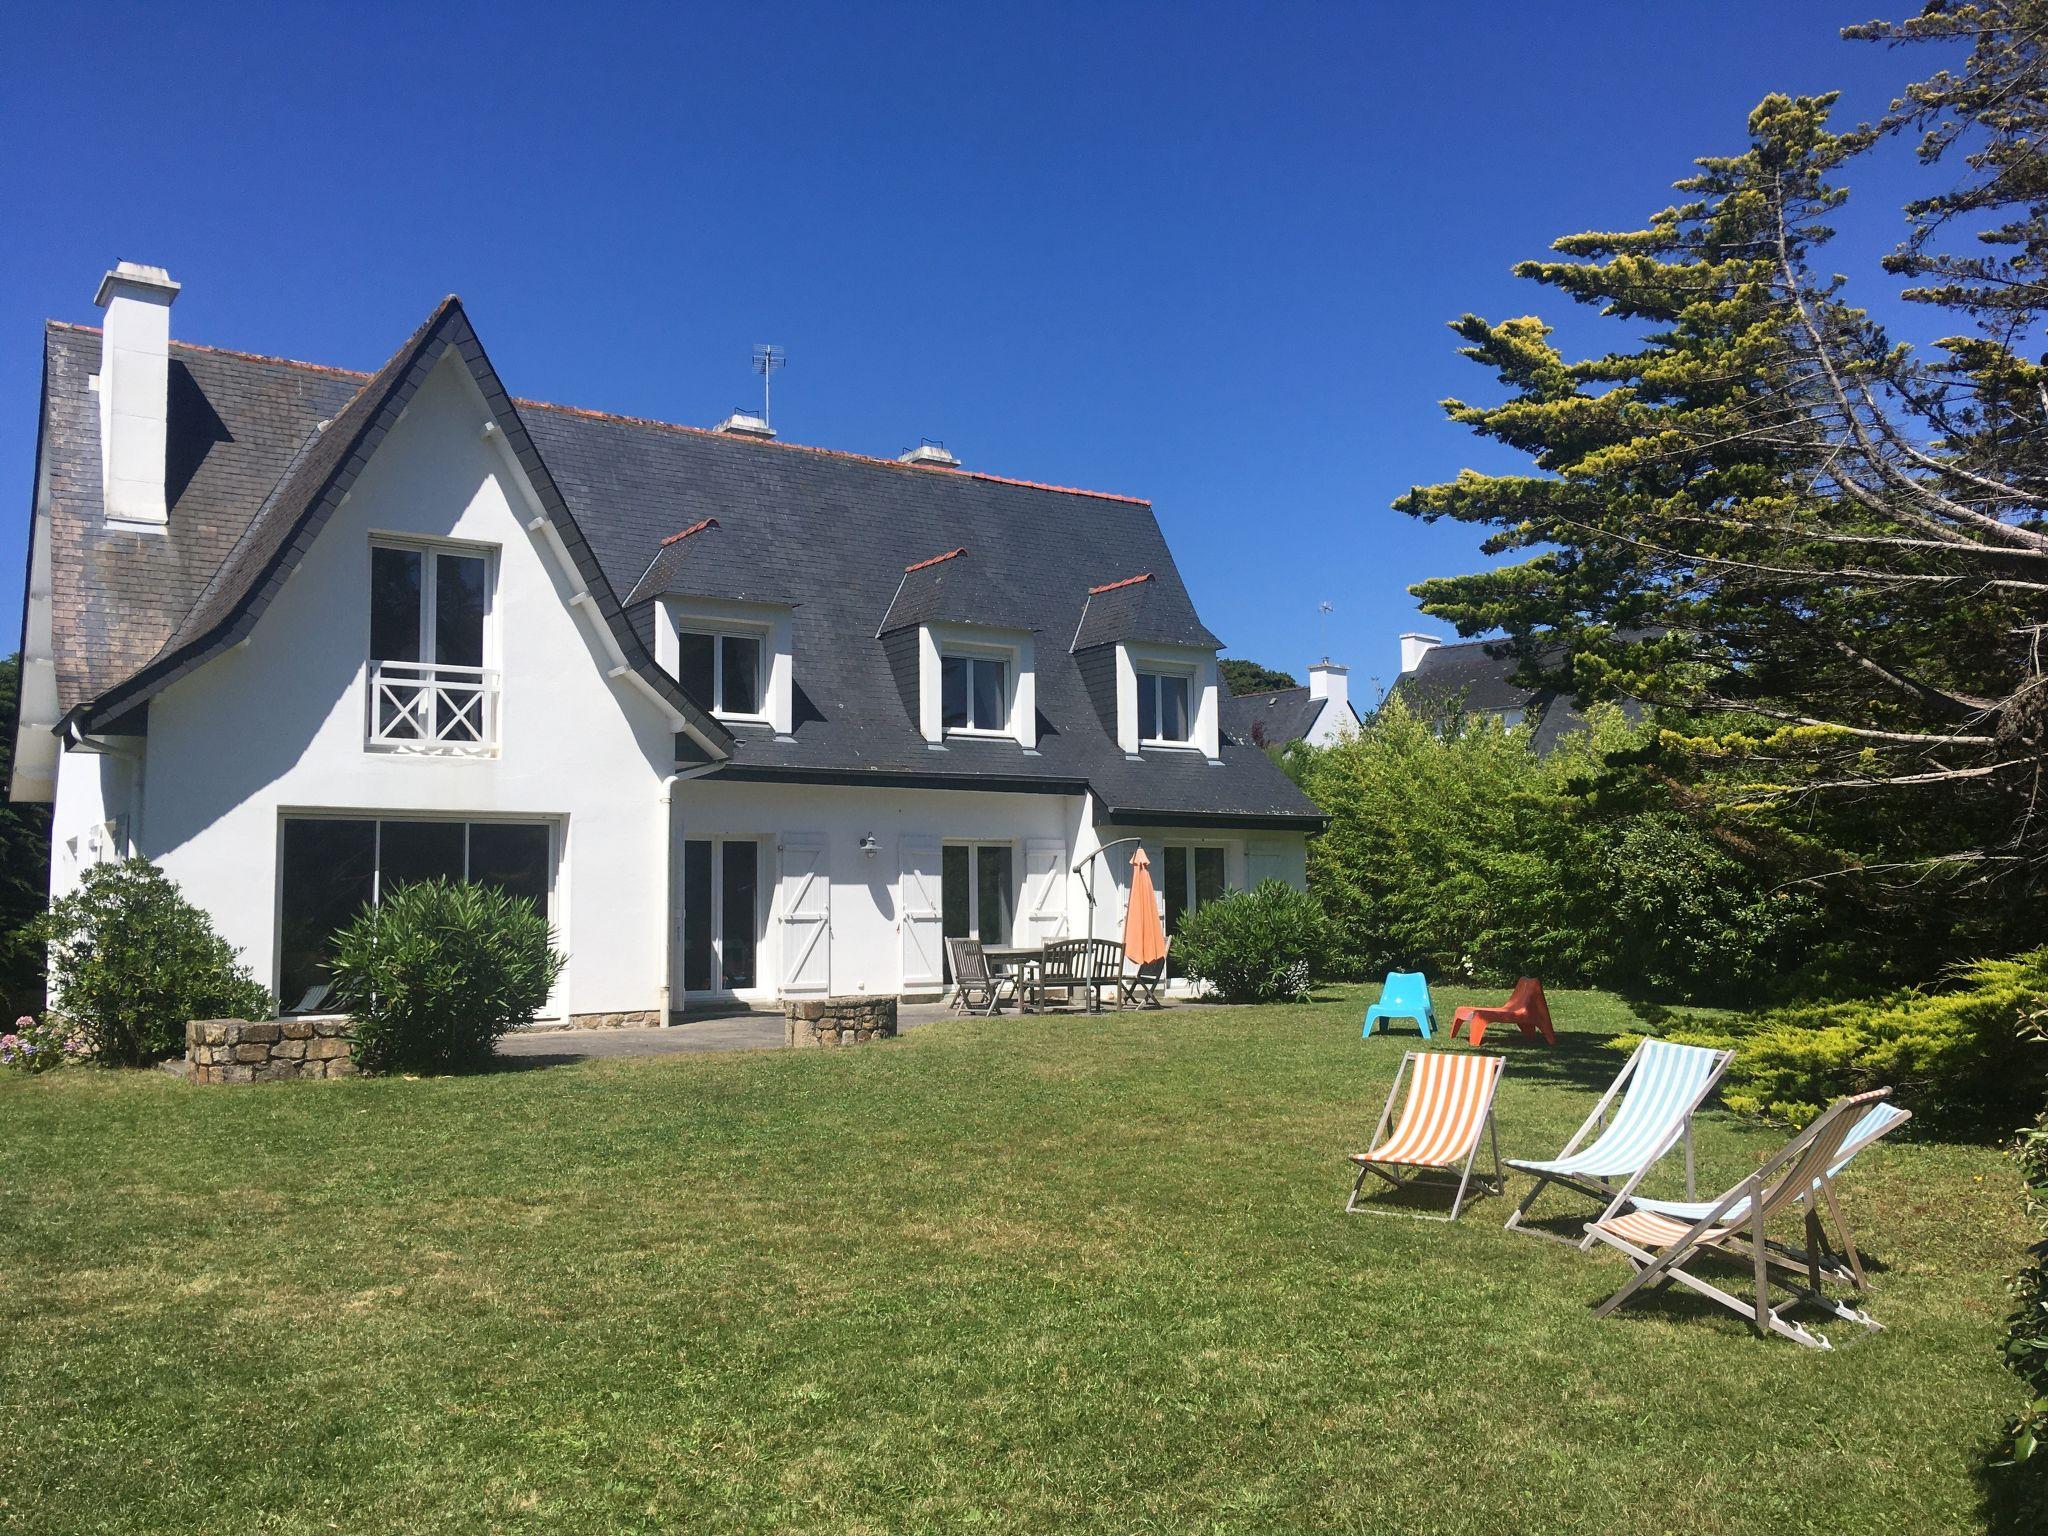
[[565, 1010, 662, 1030], [187, 1018, 355, 1083], [784, 995, 898, 1048]]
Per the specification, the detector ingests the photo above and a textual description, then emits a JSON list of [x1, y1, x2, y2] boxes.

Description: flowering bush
[[0, 1015, 80, 1074]]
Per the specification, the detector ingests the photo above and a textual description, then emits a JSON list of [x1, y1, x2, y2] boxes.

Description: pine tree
[[1397, 90, 2048, 881]]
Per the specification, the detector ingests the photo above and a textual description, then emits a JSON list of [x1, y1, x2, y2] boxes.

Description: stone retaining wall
[[566, 1010, 662, 1030], [784, 995, 898, 1048], [187, 1018, 356, 1083]]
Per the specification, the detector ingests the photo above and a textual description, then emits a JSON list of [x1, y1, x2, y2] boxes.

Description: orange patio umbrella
[[1122, 846, 1168, 967]]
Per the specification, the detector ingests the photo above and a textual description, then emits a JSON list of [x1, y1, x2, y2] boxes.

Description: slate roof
[[874, 547, 1039, 636], [28, 300, 1320, 828], [1070, 571, 1221, 652], [54, 303, 725, 749], [1221, 686, 1329, 750], [1390, 636, 1645, 755]]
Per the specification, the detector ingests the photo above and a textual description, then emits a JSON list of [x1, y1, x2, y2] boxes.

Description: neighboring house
[[9, 264, 1321, 1021], [1221, 662, 1359, 750], [1391, 632, 1636, 753]]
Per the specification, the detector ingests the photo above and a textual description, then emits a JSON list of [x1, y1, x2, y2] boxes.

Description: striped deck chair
[[1345, 1050, 1506, 1221], [1503, 1038, 1733, 1247], [1585, 1089, 1894, 1350], [1627, 1097, 1911, 1291]]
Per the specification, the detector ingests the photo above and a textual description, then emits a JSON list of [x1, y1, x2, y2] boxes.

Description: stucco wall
[[85, 351, 678, 1015]]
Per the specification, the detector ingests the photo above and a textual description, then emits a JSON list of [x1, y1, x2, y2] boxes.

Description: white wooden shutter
[[898, 836, 943, 989], [1245, 840, 1289, 889], [1023, 838, 1068, 945], [778, 836, 831, 996]]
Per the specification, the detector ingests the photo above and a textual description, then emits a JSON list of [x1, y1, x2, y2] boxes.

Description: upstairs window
[[1137, 670, 1191, 744], [368, 541, 495, 752], [678, 629, 765, 717], [941, 653, 1008, 734]]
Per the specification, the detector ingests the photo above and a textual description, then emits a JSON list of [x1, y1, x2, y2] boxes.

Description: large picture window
[[677, 629, 765, 717], [278, 817, 553, 1013], [941, 653, 1007, 733], [1137, 671, 1192, 744]]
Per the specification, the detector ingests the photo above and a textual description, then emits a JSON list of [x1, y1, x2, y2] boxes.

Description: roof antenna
[[1317, 600, 1333, 663], [752, 344, 786, 428]]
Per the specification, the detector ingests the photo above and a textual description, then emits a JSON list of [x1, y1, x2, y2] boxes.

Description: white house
[[1220, 661, 1360, 750], [9, 265, 1321, 1023]]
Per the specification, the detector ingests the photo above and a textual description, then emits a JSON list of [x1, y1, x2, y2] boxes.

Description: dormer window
[[1137, 670, 1192, 745], [941, 652, 1008, 734], [656, 599, 793, 733], [678, 627, 765, 718]]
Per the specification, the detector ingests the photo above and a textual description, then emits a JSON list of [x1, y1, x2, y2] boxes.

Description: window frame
[[275, 811, 559, 1015], [938, 643, 1014, 738], [367, 537, 497, 670], [676, 623, 771, 722], [1136, 666, 1197, 748]]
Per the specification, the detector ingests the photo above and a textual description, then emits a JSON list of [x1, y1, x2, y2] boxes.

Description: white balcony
[[367, 660, 499, 754]]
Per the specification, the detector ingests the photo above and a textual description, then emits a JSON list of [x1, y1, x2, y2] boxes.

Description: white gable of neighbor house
[[110, 349, 682, 1014]]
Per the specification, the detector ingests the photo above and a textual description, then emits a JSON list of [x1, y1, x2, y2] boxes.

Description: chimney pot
[[94, 262, 181, 529]]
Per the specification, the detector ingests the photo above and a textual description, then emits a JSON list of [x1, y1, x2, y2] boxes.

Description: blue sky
[[0, 2, 1958, 699]]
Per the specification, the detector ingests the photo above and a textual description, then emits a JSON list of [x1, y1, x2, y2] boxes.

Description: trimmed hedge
[[1657, 947, 2048, 1135]]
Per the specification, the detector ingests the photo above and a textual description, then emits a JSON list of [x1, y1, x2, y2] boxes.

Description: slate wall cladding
[[783, 995, 898, 1048], [186, 1017, 355, 1083]]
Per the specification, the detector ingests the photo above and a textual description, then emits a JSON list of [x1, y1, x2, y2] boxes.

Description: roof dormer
[[878, 549, 1038, 750]]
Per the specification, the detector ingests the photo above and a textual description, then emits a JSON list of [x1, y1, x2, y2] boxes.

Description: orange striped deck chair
[[1345, 1050, 1506, 1221]]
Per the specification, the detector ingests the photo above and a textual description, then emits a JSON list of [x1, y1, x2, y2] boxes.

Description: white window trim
[[365, 536, 500, 756], [658, 599, 794, 735], [680, 624, 772, 723], [919, 623, 1036, 749], [1136, 665, 1198, 749], [273, 810, 564, 1015], [1117, 643, 1222, 761], [681, 834, 767, 996], [939, 642, 1015, 738]]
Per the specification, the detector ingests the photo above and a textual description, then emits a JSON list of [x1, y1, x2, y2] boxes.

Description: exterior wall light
[[859, 834, 878, 858]]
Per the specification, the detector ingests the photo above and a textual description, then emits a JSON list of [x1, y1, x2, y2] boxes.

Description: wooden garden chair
[[946, 937, 1014, 1017]]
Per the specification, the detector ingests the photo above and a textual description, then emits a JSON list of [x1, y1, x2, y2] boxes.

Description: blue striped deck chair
[[1503, 1038, 1734, 1248], [1627, 1097, 1910, 1291]]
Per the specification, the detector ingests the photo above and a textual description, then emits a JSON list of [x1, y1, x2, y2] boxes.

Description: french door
[[941, 842, 1014, 980], [1161, 844, 1227, 976], [682, 838, 761, 992]]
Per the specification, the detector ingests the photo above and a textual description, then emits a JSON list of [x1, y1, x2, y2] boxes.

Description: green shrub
[[1595, 813, 1815, 1006], [331, 879, 564, 1074], [1659, 947, 2048, 1134], [2004, 1102, 2048, 1469], [1175, 880, 1328, 1003], [37, 858, 271, 1066]]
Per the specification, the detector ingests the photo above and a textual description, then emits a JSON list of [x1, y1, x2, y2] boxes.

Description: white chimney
[[1399, 632, 1442, 675], [1308, 661, 1349, 716], [94, 262, 181, 528], [714, 408, 775, 440], [897, 440, 960, 469]]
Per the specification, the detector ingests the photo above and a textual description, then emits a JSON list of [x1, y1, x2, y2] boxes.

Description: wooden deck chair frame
[[1345, 1050, 1507, 1222], [1585, 1089, 1893, 1351], [1503, 1039, 1734, 1249], [1631, 1098, 1913, 1293]]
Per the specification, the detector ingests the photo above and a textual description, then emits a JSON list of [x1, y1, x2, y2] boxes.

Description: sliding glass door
[[277, 816, 553, 1013]]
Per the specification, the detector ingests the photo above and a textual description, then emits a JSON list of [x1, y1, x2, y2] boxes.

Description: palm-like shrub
[[1174, 880, 1328, 1003], [38, 858, 272, 1065], [330, 879, 564, 1074]]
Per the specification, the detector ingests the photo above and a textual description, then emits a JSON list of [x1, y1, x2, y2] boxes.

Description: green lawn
[[0, 987, 2037, 1534]]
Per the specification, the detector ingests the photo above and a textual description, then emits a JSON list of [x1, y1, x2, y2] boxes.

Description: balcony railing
[[367, 661, 499, 754]]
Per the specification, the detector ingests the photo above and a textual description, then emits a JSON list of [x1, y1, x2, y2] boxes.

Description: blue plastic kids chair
[[1362, 971, 1436, 1038]]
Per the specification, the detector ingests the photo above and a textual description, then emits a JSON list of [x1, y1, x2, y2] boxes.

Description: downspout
[[659, 771, 678, 1026]]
